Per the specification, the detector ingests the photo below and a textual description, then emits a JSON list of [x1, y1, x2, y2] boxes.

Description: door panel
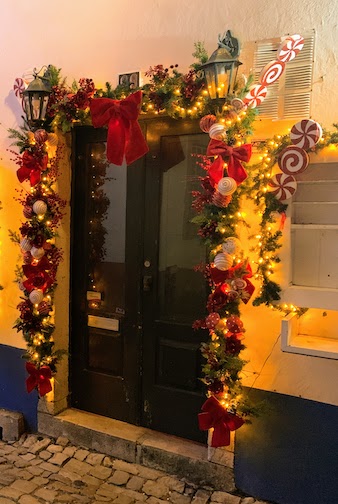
[[142, 118, 208, 442], [70, 127, 143, 424]]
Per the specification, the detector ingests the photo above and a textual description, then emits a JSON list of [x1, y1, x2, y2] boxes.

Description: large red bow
[[23, 270, 53, 293], [207, 140, 252, 185], [198, 396, 244, 447], [90, 91, 149, 166], [26, 362, 52, 397], [17, 151, 48, 186], [210, 262, 255, 304]]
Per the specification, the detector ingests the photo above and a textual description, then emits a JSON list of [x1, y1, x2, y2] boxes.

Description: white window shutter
[[253, 32, 314, 120]]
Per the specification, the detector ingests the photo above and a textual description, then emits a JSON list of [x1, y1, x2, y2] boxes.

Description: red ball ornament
[[37, 301, 52, 316], [23, 251, 32, 264], [226, 315, 244, 333], [199, 114, 217, 133], [23, 206, 33, 219], [34, 129, 49, 144], [205, 312, 221, 329]]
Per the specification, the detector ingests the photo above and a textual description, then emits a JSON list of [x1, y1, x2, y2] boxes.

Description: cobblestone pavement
[[0, 434, 268, 504]]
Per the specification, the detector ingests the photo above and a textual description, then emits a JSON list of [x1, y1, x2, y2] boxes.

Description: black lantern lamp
[[202, 30, 242, 100], [23, 66, 52, 129]]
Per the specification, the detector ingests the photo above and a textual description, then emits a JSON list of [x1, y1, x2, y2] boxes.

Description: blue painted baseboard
[[0, 344, 38, 432], [235, 388, 338, 504]]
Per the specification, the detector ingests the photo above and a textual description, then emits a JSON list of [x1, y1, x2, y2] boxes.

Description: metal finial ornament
[[217, 30, 240, 58]]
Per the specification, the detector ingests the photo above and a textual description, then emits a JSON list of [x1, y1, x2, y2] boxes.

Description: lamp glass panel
[[31, 94, 42, 120], [204, 66, 217, 100]]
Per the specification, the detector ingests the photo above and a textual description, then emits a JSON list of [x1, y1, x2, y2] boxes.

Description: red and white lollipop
[[278, 145, 309, 175], [13, 77, 26, 97], [243, 84, 267, 108], [268, 173, 297, 201], [277, 35, 304, 63], [259, 60, 285, 86], [290, 119, 322, 150]]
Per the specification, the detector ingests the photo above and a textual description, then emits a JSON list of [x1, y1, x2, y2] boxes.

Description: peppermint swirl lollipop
[[13, 77, 26, 97], [290, 119, 322, 150], [243, 84, 267, 108], [268, 173, 297, 201], [217, 177, 237, 196], [278, 145, 309, 175], [277, 34, 304, 63], [259, 60, 285, 86]]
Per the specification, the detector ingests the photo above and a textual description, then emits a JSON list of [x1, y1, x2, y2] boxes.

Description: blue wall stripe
[[235, 388, 338, 504], [0, 344, 38, 432]]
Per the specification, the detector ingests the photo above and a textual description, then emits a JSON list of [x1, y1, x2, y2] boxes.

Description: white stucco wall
[[1, 0, 338, 407]]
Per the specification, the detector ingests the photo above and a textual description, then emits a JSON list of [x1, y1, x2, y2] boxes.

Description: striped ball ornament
[[31, 247, 45, 259], [217, 177, 237, 196], [20, 237, 32, 252], [214, 252, 233, 271], [209, 123, 227, 141], [199, 114, 217, 133], [33, 200, 47, 215], [29, 289, 44, 305], [222, 237, 241, 255]]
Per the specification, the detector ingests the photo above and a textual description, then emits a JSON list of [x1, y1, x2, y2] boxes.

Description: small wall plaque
[[87, 291, 102, 301]]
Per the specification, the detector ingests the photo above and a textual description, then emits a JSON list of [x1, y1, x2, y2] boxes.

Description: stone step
[[38, 408, 235, 492]]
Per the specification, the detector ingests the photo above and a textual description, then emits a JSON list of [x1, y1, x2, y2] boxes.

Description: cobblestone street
[[0, 434, 269, 504]]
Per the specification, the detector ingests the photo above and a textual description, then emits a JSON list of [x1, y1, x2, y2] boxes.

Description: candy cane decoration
[[278, 145, 309, 175], [277, 34, 304, 63], [259, 60, 285, 86], [268, 173, 297, 201], [290, 119, 322, 150], [13, 77, 26, 97], [243, 84, 267, 108], [244, 34, 304, 109]]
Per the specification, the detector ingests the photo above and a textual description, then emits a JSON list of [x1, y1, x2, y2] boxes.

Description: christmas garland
[[10, 37, 338, 429], [9, 128, 66, 396]]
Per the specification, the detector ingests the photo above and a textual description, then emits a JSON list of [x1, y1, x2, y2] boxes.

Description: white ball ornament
[[209, 123, 227, 141], [222, 237, 242, 255], [31, 247, 45, 259], [20, 238, 32, 252], [29, 290, 44, 305], [214, 252, 233, 271], [33, 200, 47, 215], [217, 177, 237, 196]]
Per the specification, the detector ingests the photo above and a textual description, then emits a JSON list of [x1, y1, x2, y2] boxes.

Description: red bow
[[210, 262, 255, 304], [23, 270, 53, 293], [26, 362, 52, 397], [17, 151, 48, 186], [22, 256, 51, 278], [198, 396, 244, 447], [90, 91, 149, 166], [207, 140, 252, 185]]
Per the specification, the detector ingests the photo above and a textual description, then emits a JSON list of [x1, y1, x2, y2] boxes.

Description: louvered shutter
[[253, 32, 314, 120]]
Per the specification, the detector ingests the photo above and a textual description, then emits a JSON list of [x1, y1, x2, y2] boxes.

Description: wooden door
[[70, 126, 144, 424], [70, 120, 208, 442], [141, 117, 209, 442]]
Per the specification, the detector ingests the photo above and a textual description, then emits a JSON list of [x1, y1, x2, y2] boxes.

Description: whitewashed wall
[[1, 0, 338, 406]]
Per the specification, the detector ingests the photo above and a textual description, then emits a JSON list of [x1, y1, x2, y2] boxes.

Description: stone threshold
[[38, 408, 235, 492]]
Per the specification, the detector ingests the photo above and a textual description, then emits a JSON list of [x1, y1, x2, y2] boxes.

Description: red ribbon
[[23, 270, 53, 293], [198, 396, 244, 447], [210, 262, 255, 304], [207, 140, 252, 185], [22, 256, 51, 278], [17, 151, 48, 186], [26, 362, 52, 397], [90, 91, 149, 166]]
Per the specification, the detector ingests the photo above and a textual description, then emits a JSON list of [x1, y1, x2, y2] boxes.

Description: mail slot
[[88, 315, 119, 331]]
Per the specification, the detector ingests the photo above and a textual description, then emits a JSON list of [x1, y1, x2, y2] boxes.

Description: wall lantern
[[23, 66, 52, 129], [201, 30, 242, 100]]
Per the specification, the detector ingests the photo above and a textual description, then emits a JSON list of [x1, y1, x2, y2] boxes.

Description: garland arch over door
[[70, 118, 208, 442]]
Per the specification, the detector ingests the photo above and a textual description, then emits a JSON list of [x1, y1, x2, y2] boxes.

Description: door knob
[[143, 275, 153, 292]]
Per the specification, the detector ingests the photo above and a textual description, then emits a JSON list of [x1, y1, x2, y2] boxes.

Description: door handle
[[143, 275, 153, 292]]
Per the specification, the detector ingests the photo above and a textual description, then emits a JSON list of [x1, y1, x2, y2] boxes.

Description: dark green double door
[[70, 118, 208, 442]]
